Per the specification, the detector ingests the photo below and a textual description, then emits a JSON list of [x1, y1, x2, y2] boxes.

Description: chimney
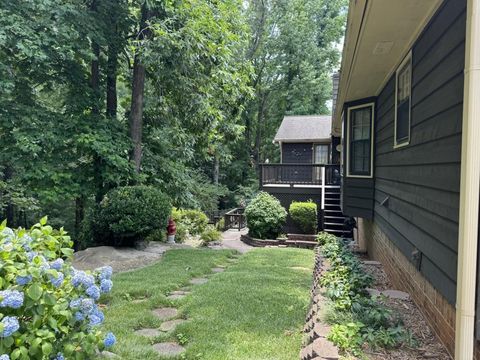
[[331, 72, 340, 119]]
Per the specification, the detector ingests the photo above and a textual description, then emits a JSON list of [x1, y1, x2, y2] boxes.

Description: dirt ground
[[362, 261, 452, 360]]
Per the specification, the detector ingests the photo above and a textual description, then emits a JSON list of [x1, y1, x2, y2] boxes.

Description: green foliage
[[172, 208, 209, 237], [98, 186, 171, 246], [0, 219, 114, 358], [215, 218, 225, 231], [145, 229, 167, 243], [245, 192, 287, 239], [201, 225, 222, 243], [318, 232, 415, 356], [289, 201, 317, 234]]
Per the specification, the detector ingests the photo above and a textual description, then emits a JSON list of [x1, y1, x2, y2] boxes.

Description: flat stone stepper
[[152, 342, 186, 357], [152, 307, 178, 320], [189, 277, 209, 285]]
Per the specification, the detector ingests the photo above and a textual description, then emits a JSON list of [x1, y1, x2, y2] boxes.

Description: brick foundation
[[362, 219, 480, 359]]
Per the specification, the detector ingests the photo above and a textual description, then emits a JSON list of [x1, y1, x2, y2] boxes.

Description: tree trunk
[[106, 44, 118, 118], [213, 154, 220, 186], [129, 4, 151, 173], [254, 93, 266, 167], [74, 196, 85, 250], [3, 165, 14, 226], [129, 55, 146, 173]]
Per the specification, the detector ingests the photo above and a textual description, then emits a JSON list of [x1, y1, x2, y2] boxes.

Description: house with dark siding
[[334, 0, 480, 358], [259, 113, 349, 236]]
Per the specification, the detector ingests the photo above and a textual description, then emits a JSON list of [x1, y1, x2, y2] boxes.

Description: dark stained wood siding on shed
[[282, 143, 313, 164], [372, 0, 466, 305]]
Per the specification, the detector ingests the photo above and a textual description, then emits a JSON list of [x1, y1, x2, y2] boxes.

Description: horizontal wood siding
[[372, 0, 466, 304], [282, 143, 313, 164]]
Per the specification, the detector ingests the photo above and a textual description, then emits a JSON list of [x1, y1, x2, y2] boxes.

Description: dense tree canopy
[[0, 0, 346, 245]]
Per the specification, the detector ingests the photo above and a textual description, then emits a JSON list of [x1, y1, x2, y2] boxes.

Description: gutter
[[455, 0, 480, 358]]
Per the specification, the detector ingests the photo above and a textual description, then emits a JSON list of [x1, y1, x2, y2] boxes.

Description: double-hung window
[[395, 54, 412, 147], [347, 103, 374, 177]]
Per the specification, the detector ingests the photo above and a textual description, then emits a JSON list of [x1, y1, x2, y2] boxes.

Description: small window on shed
[[395, 53, 412, 147], [347, 103, 374, 178]]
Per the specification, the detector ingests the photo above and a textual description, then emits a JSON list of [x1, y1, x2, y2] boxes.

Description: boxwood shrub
[[289, 200, 318, 234], [0, 218, 115, 359], [245, 192, 287, 239], [98, 186, 171, 246]]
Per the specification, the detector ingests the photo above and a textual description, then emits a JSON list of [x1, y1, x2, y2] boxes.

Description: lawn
[[100, 248, 314, 359]]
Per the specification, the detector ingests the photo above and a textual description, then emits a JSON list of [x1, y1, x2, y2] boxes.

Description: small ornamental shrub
[[200, 225, 221, 243], [245, 192, 287, 239], [289, 201, 318, 234], [171, 208, 209, 236], [215, 217, 225, 231], [99, 186, 171, 246], [0, 218, 115, 359]]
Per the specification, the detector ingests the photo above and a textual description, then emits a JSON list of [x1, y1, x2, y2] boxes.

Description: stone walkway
[[126, 260, 235, 358], [209, 228, 252, 253]]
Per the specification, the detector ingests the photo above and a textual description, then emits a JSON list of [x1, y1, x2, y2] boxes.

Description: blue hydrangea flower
[[0, 290, 24, 309], [50, 258, 64, 271], [97, 266, 113, 281], [89, 311, 104, 327], [71, 270, 95, 288], [16, 275, 32, 286], [70, 297, 82, 309], [19, 234, 33, 250], [74, 311, 85, 322], [103, 332, 116, 347], [1, 227, 14, 243], [0, 354, 10, 360], [54, 353, 64, 360], [80, 298, 94, 313], [0, 316, 19, 337], [26, 251, 38, 261], [49, 272, 64, 288], [86, 285, 100, 300], [100, 279, 113, 293]]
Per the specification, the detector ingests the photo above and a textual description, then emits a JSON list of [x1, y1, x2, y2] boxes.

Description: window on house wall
[[395, 54, 412, 147], [347, 104, 374, 177], [314, 144, 329, 164]]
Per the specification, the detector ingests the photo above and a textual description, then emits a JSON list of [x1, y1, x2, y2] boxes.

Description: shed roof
[[274, 115, 332, 143]]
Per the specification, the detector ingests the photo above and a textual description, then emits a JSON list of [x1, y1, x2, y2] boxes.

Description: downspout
[[455, 0, 480, 358]]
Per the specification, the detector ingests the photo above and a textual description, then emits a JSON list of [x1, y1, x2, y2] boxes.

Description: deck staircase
[[322, 186, 351, 238]]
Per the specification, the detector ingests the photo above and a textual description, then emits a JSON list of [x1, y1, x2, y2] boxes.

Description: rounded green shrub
[[289, 201, 318, 234], [0, 218, 115, 358], [245, 192, 287, 239], [200, 225, 221, 243], [171, 208, 209, 236], [99, 186, 171, 246]]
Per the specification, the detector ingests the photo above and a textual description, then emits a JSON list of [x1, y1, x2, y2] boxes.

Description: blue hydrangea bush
[[0, 217, 115, 359]]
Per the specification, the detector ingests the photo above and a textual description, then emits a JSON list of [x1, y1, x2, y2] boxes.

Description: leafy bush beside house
[[0, 219, 115, 359], [172, 208, 209, 242], [245, 192, 287, 239], [201, 225, 221, 243], [98, 186, 171, 246], [289, 201, 318, 234]]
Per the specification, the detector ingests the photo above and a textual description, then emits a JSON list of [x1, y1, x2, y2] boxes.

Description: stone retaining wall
[[240, 234, 316, 249]]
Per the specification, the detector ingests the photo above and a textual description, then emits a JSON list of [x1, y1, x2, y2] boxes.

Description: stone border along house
[[333, 0, 480, 358]]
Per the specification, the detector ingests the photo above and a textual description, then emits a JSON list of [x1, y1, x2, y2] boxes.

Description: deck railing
[[260, 163, 341, 187], [224, 208, 247, 231]]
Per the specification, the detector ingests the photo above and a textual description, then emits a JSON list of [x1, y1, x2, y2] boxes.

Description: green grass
[[101, 248, 314, 360]]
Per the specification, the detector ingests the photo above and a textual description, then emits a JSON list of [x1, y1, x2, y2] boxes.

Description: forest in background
[[0, 0, 346, 242]]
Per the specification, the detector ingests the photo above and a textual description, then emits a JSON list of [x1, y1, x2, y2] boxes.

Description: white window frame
[[346, 103, 375, 178], [394, 52, 412, 148]]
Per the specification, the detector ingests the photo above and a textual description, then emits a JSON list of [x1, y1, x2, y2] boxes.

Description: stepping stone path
[[152, 342, 186, 357], [160, 319, 188, 332], [135, 328, 161, 337], [166, 289, 191, 301], [211, 267, 225, 273], [152, 307, 178, 320], [189, 277, 208, 285]]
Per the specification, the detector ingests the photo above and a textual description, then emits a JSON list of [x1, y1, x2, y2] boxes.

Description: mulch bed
[[361, 261, 452, 360]]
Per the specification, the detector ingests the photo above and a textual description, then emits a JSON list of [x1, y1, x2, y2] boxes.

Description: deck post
[[321, 167, 326, 210]]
